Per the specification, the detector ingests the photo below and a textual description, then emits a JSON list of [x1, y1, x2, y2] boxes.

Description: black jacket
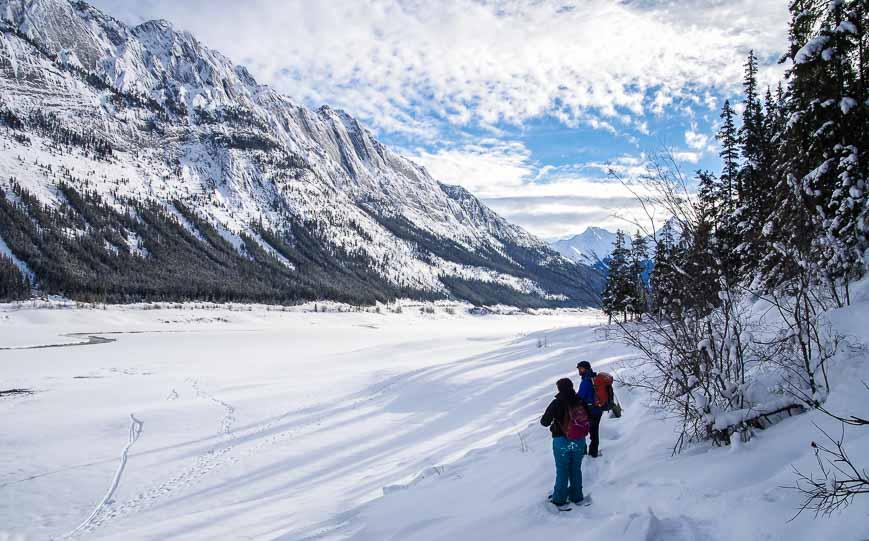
[[540, 391, 575, 438]]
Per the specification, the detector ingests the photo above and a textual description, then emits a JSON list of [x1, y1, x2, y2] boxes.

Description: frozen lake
[[0, 304, 608, 539]]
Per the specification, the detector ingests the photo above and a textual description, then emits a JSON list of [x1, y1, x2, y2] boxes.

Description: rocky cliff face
[[0, 0, 602, 306]]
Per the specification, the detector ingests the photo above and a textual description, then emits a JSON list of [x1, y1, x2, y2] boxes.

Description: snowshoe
[[572, 494, 592, 507], [548, 501, 572, 512], [546, 494, 572, 511]]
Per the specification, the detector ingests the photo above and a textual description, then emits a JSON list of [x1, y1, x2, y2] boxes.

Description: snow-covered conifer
[[717, 99, 740, 211], [602, 230, 633, 323], [628, 230, 649, 318]]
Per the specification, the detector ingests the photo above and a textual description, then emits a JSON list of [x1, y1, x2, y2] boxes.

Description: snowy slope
[[0, 0, 601, 306], [331, 286, 869, 541], [1, 294, 867, 540]]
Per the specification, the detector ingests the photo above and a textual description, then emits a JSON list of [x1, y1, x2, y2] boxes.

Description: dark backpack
[[558, 401, 590, 440]]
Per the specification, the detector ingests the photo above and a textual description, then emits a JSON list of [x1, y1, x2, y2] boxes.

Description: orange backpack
[[593, 372, 615, 411]]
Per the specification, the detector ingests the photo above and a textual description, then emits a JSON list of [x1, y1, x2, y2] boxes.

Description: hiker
[[577, 360, 606, 457], [540, 378, 589, 507]]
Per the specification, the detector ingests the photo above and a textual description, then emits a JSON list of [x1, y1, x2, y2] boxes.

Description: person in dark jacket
[[540, 378, 586, 506], [577, 361, 603, 457]]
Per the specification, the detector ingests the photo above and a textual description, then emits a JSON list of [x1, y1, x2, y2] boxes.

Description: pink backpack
[[559, 402, 590, 440]]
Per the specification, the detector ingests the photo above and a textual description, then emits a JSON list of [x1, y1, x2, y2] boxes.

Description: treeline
[[605, 0, 868, 319], [373, 211, 603, 307], [0, 177, 593, 308], [0, 101, 114, 160], [601, 230, 648, 322], [441, 276, 552, 309], [28, 111, 114, 160], [0, 179, 430, 305], [603, 0, 867, 515], [0, 253, 29, 299], [606, 1, 867, 320]]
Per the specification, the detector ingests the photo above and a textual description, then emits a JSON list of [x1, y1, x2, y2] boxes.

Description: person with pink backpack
[[540, 378, 590, 508]]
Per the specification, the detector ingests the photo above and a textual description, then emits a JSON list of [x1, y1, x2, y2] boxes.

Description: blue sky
[[92, 0, 790, 240]]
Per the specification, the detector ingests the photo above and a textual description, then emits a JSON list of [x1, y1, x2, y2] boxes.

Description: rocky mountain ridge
[[551, 226, 620, 266], [0, 0, 602, 306]]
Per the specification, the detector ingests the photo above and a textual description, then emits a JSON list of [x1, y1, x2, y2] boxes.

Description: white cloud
[[405, 142, 664, 237], [671, 151, 702, 164], [685, 129, 709, 151], [91, 0, 789, 139], [582, 155, 646, 179], [89, 0, 789, 239], [405, 140, 535, 198], [484, 177, 665, 238]]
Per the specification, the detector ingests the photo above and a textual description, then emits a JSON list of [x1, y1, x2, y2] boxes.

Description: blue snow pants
[[551, 436, 586, 505]]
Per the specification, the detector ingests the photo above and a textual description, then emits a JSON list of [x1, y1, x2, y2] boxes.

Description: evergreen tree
[[717, 99, 739, 211], [697, 169, 720, 222], [739, 50, 764, 201], [760, 0, 868, 294], [650, 223, 679, 318], [0, 254, 29, 300], [686, 171, 723, 314], [704, 157, 741, 289], [628, 230, 649, 318], [714, 99, 745, 288], [822, 0, 869, 285], [602, 230, 632, 323], [758, 1, 822, 287], [735, 51, 775, 279]]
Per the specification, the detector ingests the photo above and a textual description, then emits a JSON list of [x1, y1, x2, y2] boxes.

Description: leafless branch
[[791, 423, 869, 518]]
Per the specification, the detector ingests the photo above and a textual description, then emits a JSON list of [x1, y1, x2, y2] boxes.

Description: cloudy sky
[[92, 0, 790, 240]]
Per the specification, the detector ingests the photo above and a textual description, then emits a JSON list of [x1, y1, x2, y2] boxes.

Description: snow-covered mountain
[[550, 227, 619, 266], [0, 0, 602, 306]]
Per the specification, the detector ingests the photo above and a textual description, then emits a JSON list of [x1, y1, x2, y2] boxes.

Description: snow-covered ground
[[1, 300, 867, 540]]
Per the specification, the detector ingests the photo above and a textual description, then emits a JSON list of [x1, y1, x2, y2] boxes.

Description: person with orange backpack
[[540, 378, 590, 509], [577, 361, 615, 458]]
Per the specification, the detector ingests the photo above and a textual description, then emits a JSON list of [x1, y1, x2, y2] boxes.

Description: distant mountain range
[[550, 227, 621, 266], [0, 0, 603, 307]]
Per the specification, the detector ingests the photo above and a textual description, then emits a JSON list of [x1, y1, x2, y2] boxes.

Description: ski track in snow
[[1, 325, 319, 539], [69, 379, 321, 536], [190, 378, 237, 436], [63, 414, 144, 539], [66, 364, 430, 538], [67, 379, 241, 537]]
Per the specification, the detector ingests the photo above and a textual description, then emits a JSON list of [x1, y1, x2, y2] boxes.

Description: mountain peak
[[0, 0, 603, 307], [551, 226, 618, 265], [132, 18, 175, 34]]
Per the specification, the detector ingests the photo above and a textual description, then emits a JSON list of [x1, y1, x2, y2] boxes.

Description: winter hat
[[556, 378, 575, 394], [577, 361, 592, 371]]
